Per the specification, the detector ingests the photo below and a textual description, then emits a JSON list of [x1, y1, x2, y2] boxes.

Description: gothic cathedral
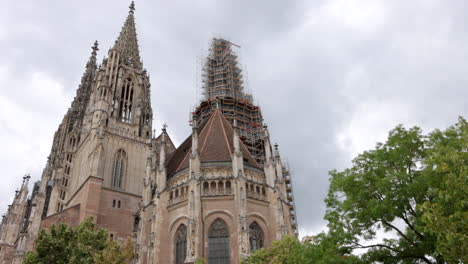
[[0, 3, 298, 264]]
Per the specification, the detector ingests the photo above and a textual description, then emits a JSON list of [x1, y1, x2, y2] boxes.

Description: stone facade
[[0, 2, 298, 264]]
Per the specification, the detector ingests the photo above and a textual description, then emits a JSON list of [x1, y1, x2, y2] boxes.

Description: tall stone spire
[[113, 1, 142, 69], [47, 41, 98, 166], [87, 1, 152, 138], [70, 40, 98, 116]]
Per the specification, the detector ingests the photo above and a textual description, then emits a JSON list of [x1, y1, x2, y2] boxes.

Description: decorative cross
[[162, 123, 168, 131], [129, 1, 135, 13]]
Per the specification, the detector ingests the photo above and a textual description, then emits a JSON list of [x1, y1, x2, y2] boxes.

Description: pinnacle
[[129, 1, 135, 13], [112, 1, 142, 69], [91, 40, 99, 56], [85, 40, 98, 69]]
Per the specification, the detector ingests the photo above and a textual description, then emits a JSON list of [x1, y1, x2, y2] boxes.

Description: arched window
[[175, 224, 187, 264], [249, 222, 264, 252], [111, 149, 126, 188], [208, 218, 230, 264], [225, 181, 231, 194], [119, 77, 134, 123], [69, 136, 76, 148]]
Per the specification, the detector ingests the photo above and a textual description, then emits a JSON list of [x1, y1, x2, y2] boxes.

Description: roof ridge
[[218, 111, 261, 168], [199, 110, 217, 154], [175, 109, 217, 172], [219, 111, 233, 156]]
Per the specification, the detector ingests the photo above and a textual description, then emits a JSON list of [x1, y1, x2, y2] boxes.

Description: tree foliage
[[94, 238, 135, 264], [242, 235, 363, 264], [245, 118, 466, 264], [194, 258, 207, 264], [421, 118, 467, 263], [24, 218, 135, 264], [325, 117, 467, 264]]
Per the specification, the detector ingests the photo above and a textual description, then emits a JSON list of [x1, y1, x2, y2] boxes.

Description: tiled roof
[[166, 109, 260, 177]]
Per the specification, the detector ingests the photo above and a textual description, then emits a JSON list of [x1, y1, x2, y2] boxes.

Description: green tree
[[243, 235, 363, 264], [94, 238, 135, 264], [421, 118, 468, 263], [24, 218, 135, 264], [246, 118, 466, 264], [325, 119, 468, 264], [194, 258, 207, 264]]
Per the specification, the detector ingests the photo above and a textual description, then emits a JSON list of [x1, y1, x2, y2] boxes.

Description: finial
[[129, 1, 135, 13], [92, 40, 99, 55], [274, 143, 280, 157], [162, 123, 167, 132], [22, 173, 31, 185]]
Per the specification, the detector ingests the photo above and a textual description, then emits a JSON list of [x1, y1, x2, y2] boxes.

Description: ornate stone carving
[[202, 167, 232, 179], [189, 219, 197, 257]]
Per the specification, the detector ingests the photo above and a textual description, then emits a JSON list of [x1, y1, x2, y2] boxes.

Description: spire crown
[[91, 40, 99, 56], [129, 1, 135, 14], [112, 2, 142, 69]]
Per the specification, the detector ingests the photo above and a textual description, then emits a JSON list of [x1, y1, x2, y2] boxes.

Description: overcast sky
[[0, 0, 466, 237]]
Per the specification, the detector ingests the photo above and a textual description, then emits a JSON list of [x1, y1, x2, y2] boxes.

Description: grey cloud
[[0, 0, 467, 235]]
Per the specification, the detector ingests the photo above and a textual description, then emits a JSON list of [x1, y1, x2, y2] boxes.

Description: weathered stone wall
[[40, 204, 80, 230]]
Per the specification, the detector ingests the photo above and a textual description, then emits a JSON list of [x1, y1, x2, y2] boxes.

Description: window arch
[[175, 224, 187, 264], [119, 77, 134, 123], [208, 218, 230, 264], [69, 136, 76, 148], [249, 221, 264, 252], [111, 149, 126, 188]]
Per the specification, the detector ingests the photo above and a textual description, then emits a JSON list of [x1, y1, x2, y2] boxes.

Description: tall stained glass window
[[175, 224, 187, 264], [208, 218, 230, 264], [249, 222, 264, 252]]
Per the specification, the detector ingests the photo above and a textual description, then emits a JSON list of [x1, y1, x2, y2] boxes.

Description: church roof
[[166, 109, 260, 177]]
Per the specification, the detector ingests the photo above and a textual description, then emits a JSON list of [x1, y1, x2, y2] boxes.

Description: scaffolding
[[194, 38, 265, 164], [282, 163, 298, 237]]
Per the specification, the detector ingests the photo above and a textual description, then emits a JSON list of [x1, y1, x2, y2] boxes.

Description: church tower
[[194, 39, 265, 165], [26, 1, 171, 245], [136, 38, 298, 264]]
